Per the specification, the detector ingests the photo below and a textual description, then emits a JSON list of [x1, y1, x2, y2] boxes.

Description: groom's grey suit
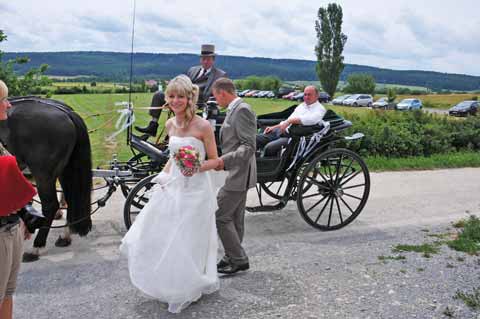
[[217, 98, 257, 266]]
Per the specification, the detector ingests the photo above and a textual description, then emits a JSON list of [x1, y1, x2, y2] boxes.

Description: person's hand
[[215, 158, 224, 171], [181, 167, 196, 177], [279, 120, 290, 132], [20, 220, 32, 240], [264, 126, 275, 134]]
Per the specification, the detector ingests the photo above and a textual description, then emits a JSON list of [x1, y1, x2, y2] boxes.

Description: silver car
[[343, 94, 373, 107], [372, 97, 388, 108], [396, 98, 422, 110], [331, 94, 351, 105]]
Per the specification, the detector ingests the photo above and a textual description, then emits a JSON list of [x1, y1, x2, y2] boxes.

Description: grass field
[[46, 81, 129, 92], [49, 93, 479, 170]]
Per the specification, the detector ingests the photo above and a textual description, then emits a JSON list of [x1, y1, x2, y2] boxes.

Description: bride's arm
[[199, 121, 220, 173]]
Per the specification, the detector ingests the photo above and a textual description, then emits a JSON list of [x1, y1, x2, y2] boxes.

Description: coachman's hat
[[200, 44, 216, 57]]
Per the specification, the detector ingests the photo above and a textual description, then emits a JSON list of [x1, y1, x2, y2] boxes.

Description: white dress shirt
[[281, 101, 326, 126], [227, 97, 241, 112]]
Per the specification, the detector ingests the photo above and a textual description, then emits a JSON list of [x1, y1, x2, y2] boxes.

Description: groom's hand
[[215, 158, 225, 171]]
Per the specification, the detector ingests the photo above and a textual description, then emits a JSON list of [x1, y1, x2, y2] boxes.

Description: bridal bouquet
[[174, 145, 202, 177]]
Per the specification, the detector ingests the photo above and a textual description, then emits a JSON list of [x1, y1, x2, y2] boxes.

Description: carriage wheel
[[297, 148, 370, 230], [120, 153, 160, 198], [260, 164, 316, 200], [123, 174, 157, 229]]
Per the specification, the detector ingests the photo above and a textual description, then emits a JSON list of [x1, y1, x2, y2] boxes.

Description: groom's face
[[213, 89, 228, 108]]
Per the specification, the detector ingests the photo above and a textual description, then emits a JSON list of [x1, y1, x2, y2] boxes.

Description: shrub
[[340, 109, 480, 158]]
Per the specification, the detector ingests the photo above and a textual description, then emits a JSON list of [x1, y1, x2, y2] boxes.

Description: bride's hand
[[181, 167, 197, 177]]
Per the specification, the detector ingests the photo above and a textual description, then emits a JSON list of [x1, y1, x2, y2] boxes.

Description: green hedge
[[339, 110, 480, 158]]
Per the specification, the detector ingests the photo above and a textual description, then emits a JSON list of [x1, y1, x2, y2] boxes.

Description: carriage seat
[[260, 115, 351, 158], [130, 135, 169, 164]]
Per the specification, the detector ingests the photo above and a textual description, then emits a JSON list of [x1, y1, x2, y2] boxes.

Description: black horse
[[0, 97, 92, 262]]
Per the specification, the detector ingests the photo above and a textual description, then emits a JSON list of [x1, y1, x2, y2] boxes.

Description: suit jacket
[[186, 65, 227, 102], [220, 98, 257, 191]]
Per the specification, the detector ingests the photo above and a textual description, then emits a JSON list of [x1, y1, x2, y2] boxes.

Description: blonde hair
[[0, 80, 8, 99], [165, 75, 199, 127]]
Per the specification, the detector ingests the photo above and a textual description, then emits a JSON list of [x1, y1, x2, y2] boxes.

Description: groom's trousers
[[216, 187, 249, 265]]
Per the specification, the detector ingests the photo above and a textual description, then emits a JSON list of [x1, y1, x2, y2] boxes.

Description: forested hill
[[4, 51, 480, 91]]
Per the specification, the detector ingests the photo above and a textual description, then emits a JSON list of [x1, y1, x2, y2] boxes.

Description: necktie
[[196, 68, 206, 81]]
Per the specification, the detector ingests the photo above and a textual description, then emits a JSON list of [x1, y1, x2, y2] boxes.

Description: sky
[[1, 0, 479, 76]]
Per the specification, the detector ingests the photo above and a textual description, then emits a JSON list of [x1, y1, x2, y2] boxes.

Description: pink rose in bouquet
[[174, 145, 201, 176]]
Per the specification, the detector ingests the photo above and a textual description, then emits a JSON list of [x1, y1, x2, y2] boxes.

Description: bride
[[120, 75, 225, 313]]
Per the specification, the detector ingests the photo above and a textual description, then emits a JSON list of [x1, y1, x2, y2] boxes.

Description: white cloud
[[1, 0, 479, 75]]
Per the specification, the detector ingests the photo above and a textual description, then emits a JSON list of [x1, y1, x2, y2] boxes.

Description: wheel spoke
[[342, 192, 362, 201], [326, 159, 334, 181], [333, 154, 343, 187], [315, 167, 331, 186], [338, 195, 355, 215], [334, 196, 344, 224], [314, 196, 332, 223], [341, 183, 365, 190], [339, 169, 362, 187], [327, 195, 334, 227], [337, 158, 354, 182], [305, 193, 329, 215], [305, 176, 330, 190]]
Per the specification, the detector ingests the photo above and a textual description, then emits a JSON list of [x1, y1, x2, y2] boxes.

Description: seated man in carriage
[[256, 85, 326, 156], [135, 44, 227, 137]]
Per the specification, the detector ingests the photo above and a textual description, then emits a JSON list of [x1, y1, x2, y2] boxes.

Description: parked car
[[245, 90, 259, 97], [396, 98, 422, 110], [265, 91, 276, 98], [331, 94, 351, 105], [448, 100, 478, 116], [291, 92, 304, 101], [343, 94, 373, 107], [277, 87, 295, 98], [252, 90, 266, 98], [238, 89, 250, 97], [283, 91, 298, 100], [318, 92, 331, 103], [372, 97, 389, 108]]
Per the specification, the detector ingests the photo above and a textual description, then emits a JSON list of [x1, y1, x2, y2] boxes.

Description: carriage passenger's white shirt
[[281, 101, 326, 126]]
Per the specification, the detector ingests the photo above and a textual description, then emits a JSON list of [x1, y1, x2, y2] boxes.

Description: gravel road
[[15, 168, 480, 319]]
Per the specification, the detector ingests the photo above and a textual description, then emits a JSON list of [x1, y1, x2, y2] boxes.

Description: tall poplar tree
[[315, 4, 347, 97]]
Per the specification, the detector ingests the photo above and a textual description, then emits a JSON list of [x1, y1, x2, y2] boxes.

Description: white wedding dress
[[120, 136, 226, 313]]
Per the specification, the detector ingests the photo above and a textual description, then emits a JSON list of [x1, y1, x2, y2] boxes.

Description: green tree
[[0, 30, 51, 96], [387, 87, 397, 102], [315, 3, 347, 97], [343, 73, 376, 95]]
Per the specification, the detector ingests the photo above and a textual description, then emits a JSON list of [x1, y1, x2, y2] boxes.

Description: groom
[[212, 78, 257, 275]]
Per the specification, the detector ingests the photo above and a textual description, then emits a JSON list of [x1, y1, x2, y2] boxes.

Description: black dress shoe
[[217, 258, 229, 269], [218, 262, 250, 274], [135, 120, 159, 136]]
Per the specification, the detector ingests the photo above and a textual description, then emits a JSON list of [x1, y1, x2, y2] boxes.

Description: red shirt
[[0, 155, 37, 216]]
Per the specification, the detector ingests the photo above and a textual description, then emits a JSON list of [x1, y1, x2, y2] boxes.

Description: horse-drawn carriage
[[2, 96, 369, 261], [122, 102, 370, 231]]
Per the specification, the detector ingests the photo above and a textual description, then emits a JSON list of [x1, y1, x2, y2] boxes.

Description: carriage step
[[246, 202, 286, 212]]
